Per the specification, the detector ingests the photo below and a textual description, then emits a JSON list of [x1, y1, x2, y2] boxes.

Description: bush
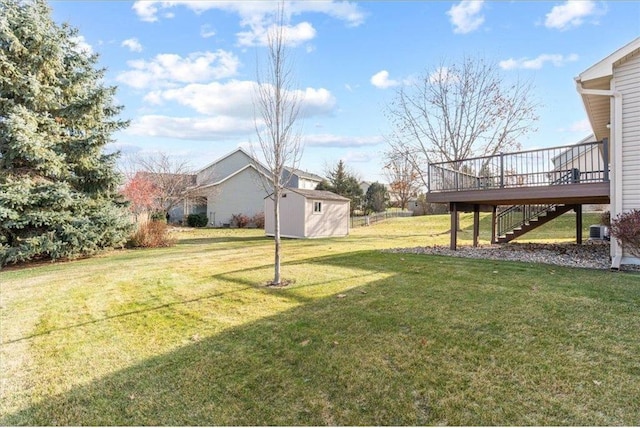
[[187, 213, 208, 228], [600, 211, 611, 227], [127, 221, 175, 248], [609, 209, 640, 258], [231, 213, 251, 228], [251, 212, 265, 229], [150, 211, 167, 222]]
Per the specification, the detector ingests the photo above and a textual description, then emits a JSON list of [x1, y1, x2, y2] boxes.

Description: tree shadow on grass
[[3, 251, 638, 426], [2, 251, 435, 426]]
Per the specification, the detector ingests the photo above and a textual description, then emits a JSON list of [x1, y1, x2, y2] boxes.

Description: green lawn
[[1, 213, 639, 425]]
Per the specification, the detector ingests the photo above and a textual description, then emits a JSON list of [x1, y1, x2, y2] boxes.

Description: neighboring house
[[177, 148, 323, 227], [282, 167, 324, 190], [264, 189, 350, 238], [359, 181, 371, 196], [575, 37, 640, 266], [551, 134, 609, 212], [551, 134, 604, 182]]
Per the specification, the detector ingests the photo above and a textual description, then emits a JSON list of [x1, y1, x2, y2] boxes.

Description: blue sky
[[50, 1, 640, 182]]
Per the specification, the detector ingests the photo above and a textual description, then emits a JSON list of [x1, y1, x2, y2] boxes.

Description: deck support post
[[473, 204, 480, 247], [575, 204, 583, 245], [450, 202, 457, 250], [491, 205, 497, 244]]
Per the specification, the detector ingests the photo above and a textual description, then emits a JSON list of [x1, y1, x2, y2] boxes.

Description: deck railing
[[428, 139, 609, 193]]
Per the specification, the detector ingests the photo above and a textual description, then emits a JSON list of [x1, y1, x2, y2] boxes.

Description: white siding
[[614, 51, 640, 263], [264, 191, 306, 238], [265, 191, 349, 238], [207, 167, 271, 227], [298, 178, 320, 190], [197, 150, 261, 186], [304, 199, 350, 238]]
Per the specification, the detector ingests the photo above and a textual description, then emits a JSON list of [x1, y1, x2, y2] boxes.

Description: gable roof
[[284, 167, 324, 182], [575, 37, 640, 141], [577, 37, 640, 83], [196, 147, 268, 175], [193, 164, 271, 190]]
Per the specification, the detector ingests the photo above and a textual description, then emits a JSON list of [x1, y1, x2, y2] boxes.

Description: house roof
[[196, 147, 269, 175], [575, 37, 640, 141], [551, 134, 597, 167], [280, 188, 350, 202], [192, 164, 271, 191], [284, 167, 324, 182]]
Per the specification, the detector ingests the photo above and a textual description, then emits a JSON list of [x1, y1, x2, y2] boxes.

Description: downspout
[[575, 81, 623, 269]]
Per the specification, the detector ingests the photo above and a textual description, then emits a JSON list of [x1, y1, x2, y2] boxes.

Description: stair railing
[[496, 204, 557, 239]]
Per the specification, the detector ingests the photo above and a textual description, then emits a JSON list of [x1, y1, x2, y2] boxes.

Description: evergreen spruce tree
[[0, 0, 132, 265], [316, 160, 363, 214]]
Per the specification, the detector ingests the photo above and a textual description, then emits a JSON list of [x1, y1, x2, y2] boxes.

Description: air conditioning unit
[[589, 225, 610, 241]]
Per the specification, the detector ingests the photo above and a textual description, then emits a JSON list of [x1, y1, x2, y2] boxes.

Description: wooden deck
[[426, 141, 611, 249], [427, 181, 610, 208]]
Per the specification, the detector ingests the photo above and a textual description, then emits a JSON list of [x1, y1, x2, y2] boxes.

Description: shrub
[[187, 213, 208, 228], [251, 212, 265, 229], [127, 221, 175, 248], [231, 213, 250, 228], [150, 211, 167, 222], [609, 209, 640, 258], [600, 211, 611, 227]]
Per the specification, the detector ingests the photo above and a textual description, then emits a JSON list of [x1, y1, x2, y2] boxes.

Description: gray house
[[177, 148, 323, 227]]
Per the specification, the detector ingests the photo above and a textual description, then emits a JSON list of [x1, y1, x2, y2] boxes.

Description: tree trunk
[[273, 190, 281, 285]]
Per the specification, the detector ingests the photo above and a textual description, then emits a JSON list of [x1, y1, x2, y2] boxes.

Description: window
[[313, 201, 322, 213]]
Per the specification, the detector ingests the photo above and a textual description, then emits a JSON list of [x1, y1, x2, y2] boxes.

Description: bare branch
[[386, 56, 539, 181], [252, 1, 304, 285]]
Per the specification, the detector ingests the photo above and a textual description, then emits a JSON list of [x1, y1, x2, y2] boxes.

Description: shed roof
[[282, 188, 350, 201]]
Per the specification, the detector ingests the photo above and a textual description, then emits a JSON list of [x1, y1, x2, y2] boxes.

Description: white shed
[[265, 189, 350, 239]]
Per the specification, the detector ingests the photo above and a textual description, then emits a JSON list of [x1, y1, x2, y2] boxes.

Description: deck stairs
[[496, 204, 574, 243]]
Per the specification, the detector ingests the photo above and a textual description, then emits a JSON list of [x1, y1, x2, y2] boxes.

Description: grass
[[1, 213, 639, 425]]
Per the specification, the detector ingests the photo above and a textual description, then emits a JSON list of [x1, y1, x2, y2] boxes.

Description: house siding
[[197, 150, 258, 185], [614, 51, 640, 263], [207, 167, 271, 226]]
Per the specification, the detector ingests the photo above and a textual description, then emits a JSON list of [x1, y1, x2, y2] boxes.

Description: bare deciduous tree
[[253, 2, 304, 285], [121, 152, 195, 218], [386, 56, 539, 181], [383, 146, 422, 210]]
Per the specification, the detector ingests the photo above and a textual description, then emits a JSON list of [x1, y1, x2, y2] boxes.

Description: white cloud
[[147, 80, 256, 116], [447, 0, 485, 34], [127, 115, 256, 140], [131, 1, 365, 45], [132, 2, 160, 22], [200, 25, 216, 38], [343, 151, 376, 163], [145, 80, 336, 118], [70, 35, 93, 55], [568, 118, 592, 133], [544, 1, 603, 30], [116, 50, 240, 89], [237, 21, 317, 47], [122, 38, 143, 52], [305, 134, 384, 148], [370, 70, 399, 89], [499, 53, 579, 70], [428, 67, 459, 85]]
